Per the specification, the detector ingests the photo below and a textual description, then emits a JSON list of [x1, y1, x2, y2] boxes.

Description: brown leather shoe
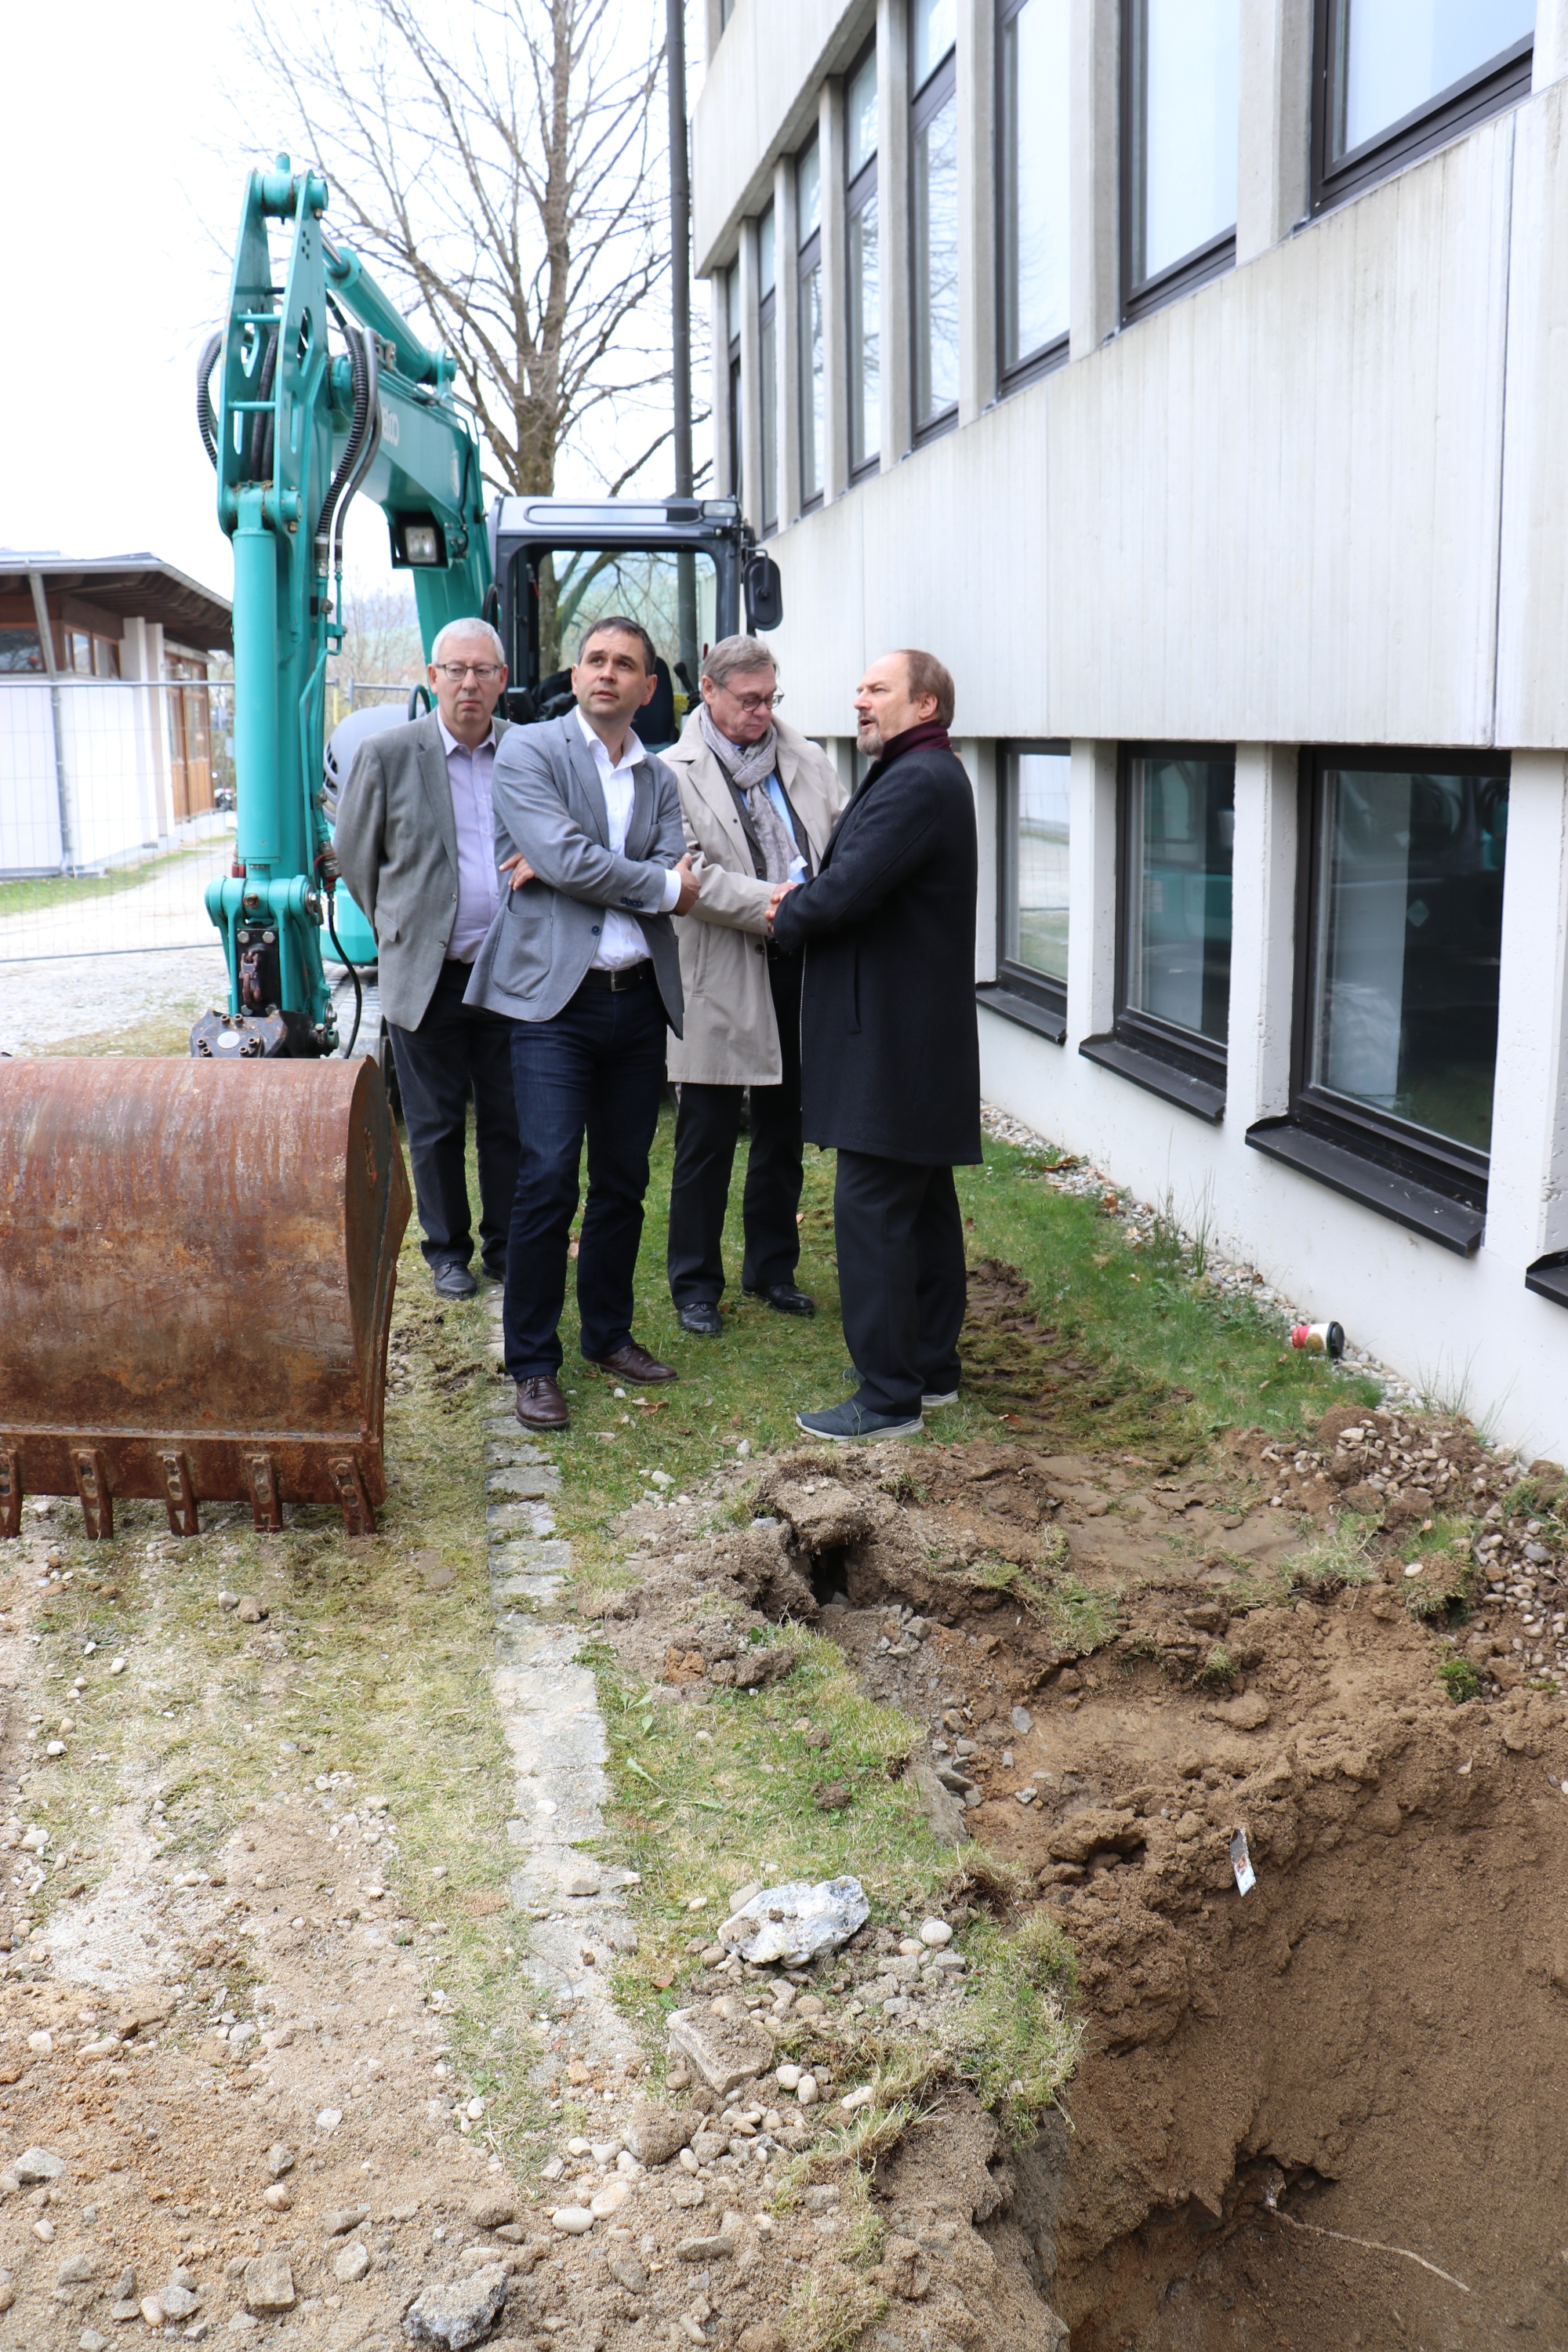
[[590, 1340, 678, 1384], [514, 1374, 569, 1429]]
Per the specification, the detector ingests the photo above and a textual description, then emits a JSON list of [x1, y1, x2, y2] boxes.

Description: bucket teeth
[[328, 1456, 376, 1537], [246, 1453, 283, 1534], [71, 1447, 114, 1541], [0, 1450, 20, 1541], [158, 1450, 201, 1539]]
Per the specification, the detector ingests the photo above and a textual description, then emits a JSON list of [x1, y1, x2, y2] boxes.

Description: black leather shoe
[[433, 1261, 478, 1301], [745, 1283, 815, 1316], [481, 1254, 507, 1283], [677, 1301, 723, 1337]]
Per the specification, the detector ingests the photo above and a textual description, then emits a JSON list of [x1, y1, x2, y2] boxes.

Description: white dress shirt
[[574, 706, 681, 968], [439, 717, 499, 962]]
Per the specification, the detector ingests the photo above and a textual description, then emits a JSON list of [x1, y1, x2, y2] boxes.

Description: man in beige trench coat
[[663, 635, 847, 1336]]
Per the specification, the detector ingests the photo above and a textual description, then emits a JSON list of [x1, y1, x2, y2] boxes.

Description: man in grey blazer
[[466, 616, 700, 1430], [334, 619, 521, 1301]]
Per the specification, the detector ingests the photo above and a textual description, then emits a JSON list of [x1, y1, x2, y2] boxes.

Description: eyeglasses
[[720, 689, 782, 713], [434, 662, 503, 683]]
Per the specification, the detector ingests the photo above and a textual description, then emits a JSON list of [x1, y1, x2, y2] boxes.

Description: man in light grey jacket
[[663, 637, 846, 1335], [466, 616, 700, 1431], [333, 619, 519, 1301]]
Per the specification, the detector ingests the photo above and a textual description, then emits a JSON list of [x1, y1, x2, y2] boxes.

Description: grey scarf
[[699, 707, 797, 884]]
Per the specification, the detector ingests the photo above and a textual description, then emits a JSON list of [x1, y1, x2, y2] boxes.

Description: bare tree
[[328, 575, 424, 691], [248, 0, 677, 499]]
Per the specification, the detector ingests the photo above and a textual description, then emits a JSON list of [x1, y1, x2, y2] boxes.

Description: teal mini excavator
[[193, 153, 782, 1060]]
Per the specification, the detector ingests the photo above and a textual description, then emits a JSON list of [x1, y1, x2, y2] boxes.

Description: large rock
[[243, 2255, 296, 2314], [912, 1766, 971, 1844], [13, 2147, 65, 2183], [622, 2104, 696, 2165], [402, 2266, 509, 2350], [667, 2004, 774, 2097]]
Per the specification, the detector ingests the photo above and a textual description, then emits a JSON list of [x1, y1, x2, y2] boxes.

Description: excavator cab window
[[512, 544, 718, 749]]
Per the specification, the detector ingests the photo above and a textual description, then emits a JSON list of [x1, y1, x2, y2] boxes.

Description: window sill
[[1526, 1254, 1568, 1311], [1246, 1118, 1485, 1256], [1078, 1032, 1225, 1122], [976, 983, 1065, 1045]]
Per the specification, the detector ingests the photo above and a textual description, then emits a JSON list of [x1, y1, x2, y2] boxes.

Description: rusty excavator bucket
[[0, 1058, 411, 1542]]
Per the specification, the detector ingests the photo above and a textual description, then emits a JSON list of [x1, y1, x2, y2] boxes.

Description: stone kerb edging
[[484, 1304, 638, 2071]]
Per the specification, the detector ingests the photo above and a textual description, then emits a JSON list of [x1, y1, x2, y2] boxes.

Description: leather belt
[[578, 961, 653, 993]]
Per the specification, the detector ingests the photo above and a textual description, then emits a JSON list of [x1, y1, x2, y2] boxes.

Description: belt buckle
[[609, 965, 635, 993]]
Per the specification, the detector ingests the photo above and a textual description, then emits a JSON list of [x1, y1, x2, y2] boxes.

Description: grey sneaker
[[921, 1388, 959, 1408], [796, 1400, 924, 1442]]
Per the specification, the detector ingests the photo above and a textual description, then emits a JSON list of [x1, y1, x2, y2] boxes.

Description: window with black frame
[[911, 0, 959, 441], [1122, 0, 1239, 323], [726, 262, 742, 506], [1080, 747, 1234, 1116], [978, 742, 1072, 1042], [998, 0, 1069, 387], [1249, 751, 1509, 1252], [1312, 0, 1534, 212], [798, 139, 825, 510], [758, 205, 779, 535], [846, 42, 880, 479]]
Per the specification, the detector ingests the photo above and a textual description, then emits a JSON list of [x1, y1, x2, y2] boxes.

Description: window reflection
[[1311, 767, 1508, 1154], [1127, 0, 1240, 291], [1125, 756, 1235, 1046], [913, 86, 959, 426], [1330, 0, 1534, 160], [847, 48, 880, 476], [1000, 0, 1069, 371], [1005, 749, 1071, 985]]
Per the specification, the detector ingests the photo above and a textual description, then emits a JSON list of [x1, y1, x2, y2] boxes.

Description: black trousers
[[386, 958, 521, 1275], [667, 954, 804, 1305], [501, 970, 669, 1378], [833, 1149, 966, 1417]]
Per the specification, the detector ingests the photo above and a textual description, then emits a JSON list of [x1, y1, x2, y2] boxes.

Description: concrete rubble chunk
[[676, 2212, 743, 2263], [667, 2005, 775, 2096], [324, 2205, 370, 2237], [718, 1875, 870, 1967], [56, 2253, 97, 2285], [622, 2104, 697, 2165], [13, 2147, 66, 2183], [912, 1765, 971, 1845], [265, 2144, 295, 2180], [604, 2253, 648, 2295], [158, 2285, 199, 2320], [242, 2255, 296, 2314], [333, 2245, 371, 2285], [402, 2265, 509, 2350]]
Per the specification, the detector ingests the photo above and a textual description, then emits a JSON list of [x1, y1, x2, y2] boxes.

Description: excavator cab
[[492, 497, 781, 750]]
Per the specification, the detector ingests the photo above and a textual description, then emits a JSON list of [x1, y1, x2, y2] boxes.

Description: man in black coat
[[768, 648, 980, 1439]]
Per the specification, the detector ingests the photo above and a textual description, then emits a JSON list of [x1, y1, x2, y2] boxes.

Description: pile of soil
[[593, 1402, 1568, 2349]]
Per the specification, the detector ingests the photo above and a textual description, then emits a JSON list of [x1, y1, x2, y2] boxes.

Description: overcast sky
[[3, 1, 699, 602]]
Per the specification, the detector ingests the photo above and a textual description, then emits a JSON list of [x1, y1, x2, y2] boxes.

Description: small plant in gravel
[[1403, 1523, 1476, 1625], [782, 2265, 890, 2352], [1437, 1655, 1483, 1704]]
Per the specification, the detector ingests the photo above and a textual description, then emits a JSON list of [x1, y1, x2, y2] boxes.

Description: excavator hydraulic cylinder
[[0, 1059, 410, 1541]]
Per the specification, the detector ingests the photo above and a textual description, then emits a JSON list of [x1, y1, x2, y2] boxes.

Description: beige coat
[[664, 713, 848, 1086]]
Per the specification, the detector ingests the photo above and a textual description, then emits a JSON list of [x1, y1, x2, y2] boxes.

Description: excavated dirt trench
[[606, 1377, 1568, 2351]]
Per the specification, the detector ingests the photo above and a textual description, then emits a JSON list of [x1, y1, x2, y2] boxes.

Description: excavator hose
[[249, 325, 278, 484], [196, 332, 222, 468]]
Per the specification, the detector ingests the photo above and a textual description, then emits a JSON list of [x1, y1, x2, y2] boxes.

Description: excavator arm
[[194, 155, 491, 1056]]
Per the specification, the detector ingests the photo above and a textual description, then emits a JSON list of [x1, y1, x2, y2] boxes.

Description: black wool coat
[[769, 730, 982, 1165]]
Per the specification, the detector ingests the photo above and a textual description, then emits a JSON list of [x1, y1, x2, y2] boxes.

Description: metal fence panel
[[0, 678, 240, 964]]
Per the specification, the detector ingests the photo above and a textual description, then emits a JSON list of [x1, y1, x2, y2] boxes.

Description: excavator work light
[[393, 517, 444, 566]]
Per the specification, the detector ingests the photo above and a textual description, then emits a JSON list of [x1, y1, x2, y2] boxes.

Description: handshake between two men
[[336, 606, 982, 1446]]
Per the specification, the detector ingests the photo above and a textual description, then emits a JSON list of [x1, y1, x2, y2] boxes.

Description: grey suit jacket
[[463, 713, 687, 1032], [332, 711, 511, 1031]]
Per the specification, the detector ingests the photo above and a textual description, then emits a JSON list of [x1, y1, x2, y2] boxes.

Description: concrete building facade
[[693, 0, 1568, 1462]]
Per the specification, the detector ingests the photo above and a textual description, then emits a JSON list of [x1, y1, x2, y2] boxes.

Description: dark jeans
[[502, 971, 669, 1379], [667, 954, 804, 1305], [833, 1150, 966, 1417], [386, 958, 520, 1275]]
